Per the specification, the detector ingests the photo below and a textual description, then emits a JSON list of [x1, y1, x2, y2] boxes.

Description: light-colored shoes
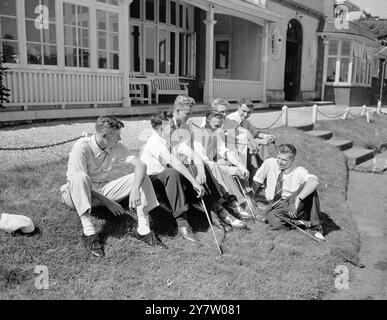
[[223, 214, 247, 229]]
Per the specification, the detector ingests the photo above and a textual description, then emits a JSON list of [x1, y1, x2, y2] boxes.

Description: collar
[[172, 117, 179, 128], [90, 135, 111, 158]]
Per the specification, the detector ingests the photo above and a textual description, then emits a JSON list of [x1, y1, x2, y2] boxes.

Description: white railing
[[4, 69, 123, 108], [213, 79, 263, 101]]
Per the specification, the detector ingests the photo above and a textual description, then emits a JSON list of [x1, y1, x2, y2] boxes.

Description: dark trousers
[[266, 187, 322, 230], [150, 168, 194, 218]]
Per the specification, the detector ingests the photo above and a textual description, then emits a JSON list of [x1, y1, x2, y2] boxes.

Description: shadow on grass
[[90, 198, 211, 245], [320, 211, 341, 236]]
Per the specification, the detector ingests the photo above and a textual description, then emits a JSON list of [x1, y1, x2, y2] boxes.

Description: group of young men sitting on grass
[[60, 96, 324, 257]]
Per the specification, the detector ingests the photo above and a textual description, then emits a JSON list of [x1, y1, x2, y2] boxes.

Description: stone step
[[354, 151, 387, 174], [292, 123, 314, 131], [344, 148, 375, 167], [326, 139, 353, 151], [305, 130, 333, 140]]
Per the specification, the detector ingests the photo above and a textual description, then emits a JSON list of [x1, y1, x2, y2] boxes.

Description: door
[[284, 19, 302, 101], [214, 36, 231, 79]]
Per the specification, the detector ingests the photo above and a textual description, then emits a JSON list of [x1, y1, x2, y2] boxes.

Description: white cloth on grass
[[0, 213, 35, 233]]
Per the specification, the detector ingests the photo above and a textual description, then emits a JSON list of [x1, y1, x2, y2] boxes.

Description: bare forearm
[[297, 178, 318, 200], [132, 162, 147, 190]]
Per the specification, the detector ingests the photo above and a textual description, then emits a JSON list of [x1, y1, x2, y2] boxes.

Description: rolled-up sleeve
[[253, 159, 269, 184], [296, 167, 318, 184]]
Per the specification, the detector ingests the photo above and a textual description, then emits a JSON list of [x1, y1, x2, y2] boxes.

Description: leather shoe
[[82, 234, 104, 258], [129, 229, 168, 249], [223, 214, 246, 229], [178, 226, 197, 242]]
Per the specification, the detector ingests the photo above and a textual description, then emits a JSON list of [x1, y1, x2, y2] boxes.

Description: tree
[[355, 16, 387, 37], [0, 52, 11, 108]]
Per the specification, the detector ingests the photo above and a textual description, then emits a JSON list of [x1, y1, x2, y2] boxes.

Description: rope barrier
[[0, 136, 83, 151], [316, 108, 346, 119], [255, 109, 284, 130]]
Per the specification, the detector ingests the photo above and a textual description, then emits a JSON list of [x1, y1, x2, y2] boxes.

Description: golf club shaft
[[187, 164, 223, 256], [235, 176, 257, 221]]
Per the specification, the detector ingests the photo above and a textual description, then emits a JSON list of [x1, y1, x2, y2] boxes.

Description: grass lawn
[[0, 126, 360, 300], [315, 113, 387, 153]]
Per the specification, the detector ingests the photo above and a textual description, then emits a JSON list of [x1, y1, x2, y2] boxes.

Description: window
[[63, 3, 90, 67], [25, 0, 57, 65], [351, 42, 373, 85], [129, 0, 195, 77], [97, 10, 119, 69], [326, 40, 351, 83], [97, 0, 119, 5], [0, 0, 18, 63]]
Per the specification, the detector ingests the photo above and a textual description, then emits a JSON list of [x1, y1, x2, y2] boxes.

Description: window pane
[[341, 40, 351, 56], [98, 50, 107, 68], [179, 33, 184, 75], [1, 17, 17, 40], [130, 0, 141, 19], [328, 40, 338, 56], [159, 0, 166, 23], [130, 25, 141, 72], [351, 59, 356, 83], [170, 32, 175, 74], [79, 28, 88, 48], [159, 30, 167, 73], [109, 0, 119, 5], [64, 26, 76, 46], [98, 31, 107, 49], [146, 0, 155, 21], [326, 57, 336, 82], [179, 4, 183, 28], [27, 43, 41, 64], [97, 10, 106, 30], [42, 24, 56, 44], [78, 6, 89, 28], [340, 58, 349, 82], [43, 0, 56, 22], [79, 48, 89, 67], [2, 41, 18, 63], [0, 0, 17, 16], [63, 3, 76, 25], [25, 0, 40, 19], [110, 34, 118, 51], [170, 1, 176, 25], [186, 7, 189, 30], [109, 13, 118, 32], [215, 41, 229, 69], [26, 20, 41, 42], [64, 47, 75, 66], [145, 27, 155, 72], [44, 44, 57, 65], [109, 52, 119, 69]]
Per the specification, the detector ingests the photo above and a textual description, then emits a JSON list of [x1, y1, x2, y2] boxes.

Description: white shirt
[[253, 158, 318, 201], [227, 110, 242, 124], [140, 132, 172, 175], [66, 135, 134, 185], [192, 128, 228, 163]]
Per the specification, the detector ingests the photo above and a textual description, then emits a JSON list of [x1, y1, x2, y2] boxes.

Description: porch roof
[[186, 0, 282, 25]]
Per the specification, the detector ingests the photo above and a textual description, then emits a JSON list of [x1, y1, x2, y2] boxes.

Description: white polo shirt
[[253, 158, 318, 201], [140, 132, 171, 175], [66, 135, 134, 185]]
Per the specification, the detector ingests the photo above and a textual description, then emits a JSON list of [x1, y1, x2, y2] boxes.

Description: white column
[[16, 0, 27, 66], [120, 0, 132, 107], [90, 0, 97, 70], [321, 38, 329, 100], [56, 0, 64, 68], [203, 5, 216, 104], [260, 21, 270, 104]]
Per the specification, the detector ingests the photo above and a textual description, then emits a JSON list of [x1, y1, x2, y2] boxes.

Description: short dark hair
[[95, 116, 124, 133], [206, 111, 224, 121], [211, 98, 229, 110], [276, 143, 297, 157], [238, 98, 254, 109], [150, 111, 173, 129], [174, 95, 195, 111]]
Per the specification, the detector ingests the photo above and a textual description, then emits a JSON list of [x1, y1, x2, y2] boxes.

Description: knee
[[166, 169, 183, 182]]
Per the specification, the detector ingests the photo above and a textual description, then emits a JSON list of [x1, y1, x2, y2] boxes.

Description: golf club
[[234, 176, 258, 222]]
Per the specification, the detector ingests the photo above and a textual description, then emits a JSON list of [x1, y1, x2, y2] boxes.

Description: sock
[[80, 211, 96, 236], [176, 212, 189, 228], [136, 212, 151, 235]]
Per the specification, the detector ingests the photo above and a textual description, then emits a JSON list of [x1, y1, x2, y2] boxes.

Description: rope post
[[360, 105, 366, 116], [282, 105, 288, 127], [312, 104, 318, 123], [366, 110, 370, 123], [342, 107, 350, 120], [377, 100, 382, 114]]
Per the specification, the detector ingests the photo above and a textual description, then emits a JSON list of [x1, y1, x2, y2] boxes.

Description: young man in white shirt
[[60, 116, 165, 258], [228, 98, 276, 186], [253, 144, 324, 238], [140, 112, 208, 242]]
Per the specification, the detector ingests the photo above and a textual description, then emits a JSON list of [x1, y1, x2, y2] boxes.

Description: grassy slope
[[315, 113, 387, 153], [0, 127, 359, 300]]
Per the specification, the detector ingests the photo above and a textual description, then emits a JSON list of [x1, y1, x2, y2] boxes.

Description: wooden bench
[[129, 76, 152, 105], [151, 77, 189, 104]]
